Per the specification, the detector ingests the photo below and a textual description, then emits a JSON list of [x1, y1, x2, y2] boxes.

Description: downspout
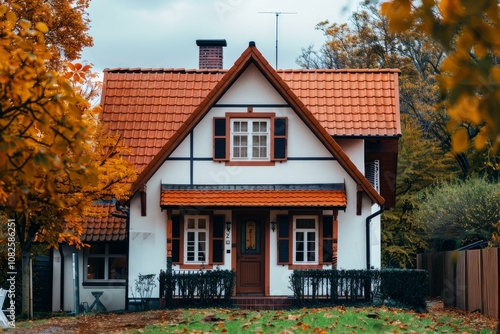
[[366, 205, 384, 270], [59, 246, 64, 311]]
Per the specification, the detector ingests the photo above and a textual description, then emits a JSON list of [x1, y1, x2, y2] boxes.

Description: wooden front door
[[236, 215, 265, 294]]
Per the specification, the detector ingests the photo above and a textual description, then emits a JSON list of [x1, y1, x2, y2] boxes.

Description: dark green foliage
[[290, 269, 427, 311], [413, 178, 500, 251], [159, 269, 235, 308], [380, 269, 428, 311]]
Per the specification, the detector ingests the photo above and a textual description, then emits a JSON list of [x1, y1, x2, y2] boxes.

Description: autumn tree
[[5, 0, 93, 70], [0, 4, 97, 317], [380, 0, 500, 151], [297, 2, 494, 179], [1, 0, 136, 317]]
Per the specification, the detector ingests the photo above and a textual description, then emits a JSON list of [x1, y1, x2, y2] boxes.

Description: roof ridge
[[104, 67, 228, 74], [277, 68, 401, 73]]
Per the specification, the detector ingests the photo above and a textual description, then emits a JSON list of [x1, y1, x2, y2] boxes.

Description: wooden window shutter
[[211, 215, 224, 264], [320, 216, 338, 267], [273, 117, 287, 161], [171, 215, 181, 264], [213, 118, 228, 161], [277, 215, 291, 264]]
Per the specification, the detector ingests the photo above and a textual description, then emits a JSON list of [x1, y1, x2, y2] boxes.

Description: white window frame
[[184, 215, 210, 264], [230, 118, 270, 161], [84, 243, 127, 282], [292, 216, 318, 264]]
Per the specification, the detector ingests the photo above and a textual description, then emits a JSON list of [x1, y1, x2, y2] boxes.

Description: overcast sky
[[80, 0, 365, 73]]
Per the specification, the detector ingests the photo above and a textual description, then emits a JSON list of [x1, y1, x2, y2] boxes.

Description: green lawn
[[8, 302, 497, 333], [137, 306, 496, 333]]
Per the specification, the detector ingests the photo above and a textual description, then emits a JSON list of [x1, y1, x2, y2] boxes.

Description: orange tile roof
[[81, 203, 127, 242], [102, 44, 390, 206], [102, 68, 400, 172], [160, 187, 347, 208]]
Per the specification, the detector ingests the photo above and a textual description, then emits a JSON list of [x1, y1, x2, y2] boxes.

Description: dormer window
[[213, 112, 287, 165]]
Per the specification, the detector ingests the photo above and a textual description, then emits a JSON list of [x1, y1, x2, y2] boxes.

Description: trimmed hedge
[[160, 269, 235, 307], [289, 269, 427, 311]]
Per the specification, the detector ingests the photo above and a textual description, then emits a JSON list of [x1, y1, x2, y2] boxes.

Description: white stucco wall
[[127, 62, 382, 298]]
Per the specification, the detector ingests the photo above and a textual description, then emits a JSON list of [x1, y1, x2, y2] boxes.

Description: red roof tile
[[160, 189, 347, 208], [102, 68, 400, 172], [102, 45, 392, 206], [81, 203, 127, 242]]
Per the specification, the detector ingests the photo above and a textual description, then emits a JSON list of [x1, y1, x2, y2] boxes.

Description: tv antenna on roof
[[258, 11, 297, 69]]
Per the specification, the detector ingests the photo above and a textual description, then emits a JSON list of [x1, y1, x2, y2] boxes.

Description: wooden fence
[[417, 248, 500, 319]]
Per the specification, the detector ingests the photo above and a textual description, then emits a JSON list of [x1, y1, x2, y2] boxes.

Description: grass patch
[[138, 306, 495, 333]]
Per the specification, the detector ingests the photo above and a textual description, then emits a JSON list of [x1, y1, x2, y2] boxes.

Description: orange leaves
[[380, 0, 413, 32], [65, 61, 93, 84], [381, 0, 500, 151]]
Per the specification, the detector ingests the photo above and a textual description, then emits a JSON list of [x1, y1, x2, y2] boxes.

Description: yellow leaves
[[439, 0, 465, 24], [6, 11, 17, 24], [451, 128, 469, 153], [381, 0, 500, 150], [380, 0, 413, 32], [35, 22, 48, 33]]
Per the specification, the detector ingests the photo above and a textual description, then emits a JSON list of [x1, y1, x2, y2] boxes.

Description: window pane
[[198, 219, 206, 229], [234, 121, 241, 132], [87, 258, 105, 279], [296, 219, 315, 229], [108, 257, 127, 279], [307, 250, 316, 262], [307, 232, 316, 242], [241, 147, 247, 157], [198, 241, 206, 262], [241, 122, 248, 132], [187, 232, 194, 241], [187, 219, 195, 229], [199, 232, 206, 241], [296, 232, 304, 242]]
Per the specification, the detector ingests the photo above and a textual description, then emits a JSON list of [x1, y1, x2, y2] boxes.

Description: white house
[[52, 40, 400, 311]]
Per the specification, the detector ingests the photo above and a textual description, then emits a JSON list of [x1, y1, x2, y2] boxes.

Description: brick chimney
[[196, 39, 227, 69]]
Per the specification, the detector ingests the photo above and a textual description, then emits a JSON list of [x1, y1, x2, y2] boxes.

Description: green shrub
[[290, 269, 427, 311], [160, 269, 235, 307]]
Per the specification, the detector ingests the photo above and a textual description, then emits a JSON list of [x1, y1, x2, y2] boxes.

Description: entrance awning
[[160, 184, 347, 209]]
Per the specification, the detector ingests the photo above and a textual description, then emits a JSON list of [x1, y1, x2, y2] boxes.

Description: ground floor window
[[184, 215, 209, 263], [170, 214, 225, 268], [293, 216, 318, 264], [85, 242, 127, 281], [277, 214, 338, 267]]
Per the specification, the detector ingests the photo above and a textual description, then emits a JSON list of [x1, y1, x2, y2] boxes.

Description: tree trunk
[[21, 250, 31, 319]]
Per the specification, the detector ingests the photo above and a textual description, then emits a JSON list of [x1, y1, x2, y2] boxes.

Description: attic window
[[231, 119, 269, 160], [213, 113, 287, 164]]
